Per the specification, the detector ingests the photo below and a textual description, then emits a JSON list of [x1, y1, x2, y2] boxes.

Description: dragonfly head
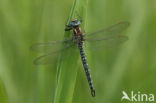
[[70, 19, 81, 27]]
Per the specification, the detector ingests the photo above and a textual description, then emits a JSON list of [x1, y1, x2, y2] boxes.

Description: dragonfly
[[31, 19, 130, 97]]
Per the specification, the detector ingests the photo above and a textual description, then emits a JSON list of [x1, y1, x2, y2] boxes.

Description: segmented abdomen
[[78, 42, 95, 97]]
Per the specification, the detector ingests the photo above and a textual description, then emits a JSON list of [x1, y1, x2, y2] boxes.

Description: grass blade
[[0, 78, 9, 103], [52, 0, 88, 103]]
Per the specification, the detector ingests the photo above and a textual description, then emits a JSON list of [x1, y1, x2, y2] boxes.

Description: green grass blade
[[52, 0, 88, 103], [0, 78, 9, 103]]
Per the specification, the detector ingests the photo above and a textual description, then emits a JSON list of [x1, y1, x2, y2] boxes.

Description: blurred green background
[[0, 0, 156, 103]]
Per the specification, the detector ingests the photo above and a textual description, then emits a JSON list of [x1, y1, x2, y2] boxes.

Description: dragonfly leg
[[65, 17, 73, 31], [65, 25, 72, 31]]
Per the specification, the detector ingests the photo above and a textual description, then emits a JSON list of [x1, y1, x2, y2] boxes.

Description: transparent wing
[[85, 35, 128, 51], [85, 21, 130, 39], [30, 38, 72, 53], [84, 22, 129, 50], [33, 43, 74, 65]]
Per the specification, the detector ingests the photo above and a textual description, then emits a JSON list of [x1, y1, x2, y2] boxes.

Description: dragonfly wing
[[85, 35, 128, 51], [85, 21, 130, 39], [33, 43, 74, 65], [30, 38, 72, 53], [84, 21, 129, 51]]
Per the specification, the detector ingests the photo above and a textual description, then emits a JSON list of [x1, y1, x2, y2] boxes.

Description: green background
[[0, 0, 156, 103]]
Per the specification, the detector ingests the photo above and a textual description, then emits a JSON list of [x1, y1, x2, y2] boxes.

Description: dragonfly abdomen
[[78, 42, 95, 97]]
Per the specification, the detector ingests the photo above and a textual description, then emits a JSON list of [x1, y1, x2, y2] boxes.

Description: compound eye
[[70, 22, 75, 26], [77, 20, 81, 25]]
